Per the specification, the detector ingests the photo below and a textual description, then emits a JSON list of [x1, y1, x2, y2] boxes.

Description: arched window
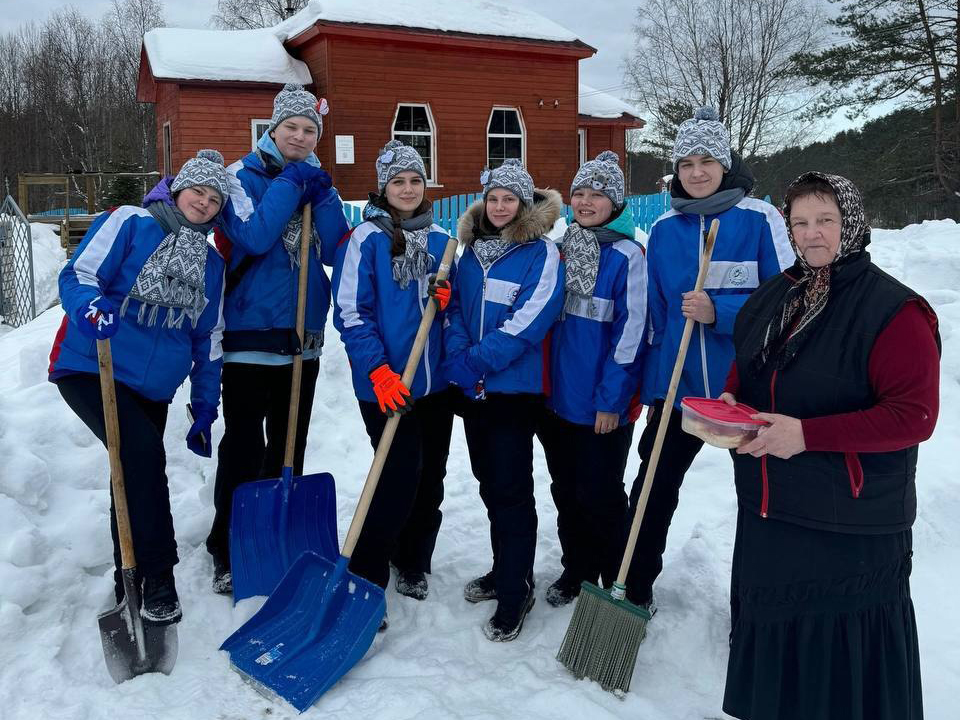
[[487, 107, 525, 169], [392, 103, 436, 183]]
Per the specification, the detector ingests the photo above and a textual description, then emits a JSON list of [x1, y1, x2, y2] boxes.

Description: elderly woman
[[720, 172, 940, 720]]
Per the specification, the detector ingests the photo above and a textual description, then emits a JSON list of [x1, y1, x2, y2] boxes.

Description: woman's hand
[[681, 290, 715, 324], [595, 411, 620, 434], [736, 412, 806, 459], [719, 392, 737, 406]]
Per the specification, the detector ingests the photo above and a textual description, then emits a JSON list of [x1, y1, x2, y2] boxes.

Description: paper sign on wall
[[335, 135, 355, 164]]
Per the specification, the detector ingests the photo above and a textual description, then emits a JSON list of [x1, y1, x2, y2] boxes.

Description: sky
[[0, 0, 882, 142]]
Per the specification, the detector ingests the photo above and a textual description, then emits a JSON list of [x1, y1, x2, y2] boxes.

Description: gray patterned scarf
[[364, 202, 435, 289], [120, 203, 211, 329], [472, 236, 513, 270], [281, 211, 322, 268], [561, 224, 623, 317]]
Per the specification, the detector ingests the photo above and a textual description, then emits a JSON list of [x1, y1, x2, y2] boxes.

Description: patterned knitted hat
[[170, 149, 230, 202], [481, 159, 534, 206], [376, 139, 427, 192], [570, 150, 625, 209], [269, 83, 328, 135], [672, 107, 732, 170]]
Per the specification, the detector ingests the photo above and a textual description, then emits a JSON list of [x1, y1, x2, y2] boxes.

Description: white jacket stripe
[[612, 240, 647, 364], [226, 160, 255, 221], [336, 224, 375, 329], [209, 272, 225, 362], [501, 240, 560, 337], [73, 206, 152, 288], [738, 197, 794, 270]]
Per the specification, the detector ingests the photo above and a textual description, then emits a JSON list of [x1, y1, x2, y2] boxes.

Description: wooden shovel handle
[[615, 219, 719, 586], [342, 236, 459, 558], [97, 338, 137, 570], [283, 203, 312, 470]]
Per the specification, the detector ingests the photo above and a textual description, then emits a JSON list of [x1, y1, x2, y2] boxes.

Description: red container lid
[[680, 397, 767, 425]]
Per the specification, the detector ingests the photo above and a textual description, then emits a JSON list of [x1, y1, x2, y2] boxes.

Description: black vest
[[732, 252, 936, 534]]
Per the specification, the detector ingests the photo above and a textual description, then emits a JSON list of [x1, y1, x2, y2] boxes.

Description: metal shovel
[[96, 338, 178, 683]]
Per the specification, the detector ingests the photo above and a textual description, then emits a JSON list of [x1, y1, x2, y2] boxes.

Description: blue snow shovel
[[230, 203, 339, 601], [220, 236, 459, 712]]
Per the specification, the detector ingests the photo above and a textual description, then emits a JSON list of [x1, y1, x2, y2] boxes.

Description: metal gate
[[0, 195, 37, 328]]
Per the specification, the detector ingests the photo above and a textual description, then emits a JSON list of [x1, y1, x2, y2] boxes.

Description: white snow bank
[[29, 222, 66, 314], [143, 27, 311, 84], [579, 83, 643, 120], [0, 221, 956, 719]]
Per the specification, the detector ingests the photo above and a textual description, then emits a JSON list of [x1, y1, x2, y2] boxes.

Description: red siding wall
[[301, 34, 581, 201], [582, 124, 628, 169]]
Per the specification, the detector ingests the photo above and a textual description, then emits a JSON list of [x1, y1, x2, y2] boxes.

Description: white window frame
[[391, 103, 438, 185], [578, 128, 587, 166], [486, 106, 526, 168], [251, 119, 272, 150], [162, 121, 172, 176]]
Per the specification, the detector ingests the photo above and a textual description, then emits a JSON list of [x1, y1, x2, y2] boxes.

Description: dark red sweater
[[723, 299, 940, 452]]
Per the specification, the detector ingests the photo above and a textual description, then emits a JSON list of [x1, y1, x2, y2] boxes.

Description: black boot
[[395, 570, 428, 600], [463, 571, 497, 603], [482, 588, 535, 642], [212, 555, 232, 595], [545, 572, 582, 608], [141, 570, 182, 626]]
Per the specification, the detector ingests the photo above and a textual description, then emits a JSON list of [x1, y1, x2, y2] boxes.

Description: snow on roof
[[143, 27, 311, 84], [276, 0, 580, 45], [578, 83, 643, 119]]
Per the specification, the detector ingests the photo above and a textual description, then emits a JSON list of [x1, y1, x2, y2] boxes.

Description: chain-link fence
[[0, 195, 36, 328]]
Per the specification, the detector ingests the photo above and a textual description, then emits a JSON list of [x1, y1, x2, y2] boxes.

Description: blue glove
[[443, 349, 485, 392], [74, 295, 119, 340], [186, 403, 217, 458], [304, 171, 335, 207], [278, 161, 329, 190]]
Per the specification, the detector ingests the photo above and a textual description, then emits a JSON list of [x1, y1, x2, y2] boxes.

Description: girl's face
[[270, 116, 319, 162], [485, 189, 521, 228], [571, 189, 614, 227], [384, 171, 425, 218], [676, 154, 724, 199], [789, 192, 843, 268], [175, 185, 222, 224]]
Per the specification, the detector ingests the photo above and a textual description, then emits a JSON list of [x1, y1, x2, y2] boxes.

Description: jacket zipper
[[418, 275, 431, 395], [475, 245, 522, 388], [760, 369, 778, 518], [698, 215, 711, 397]]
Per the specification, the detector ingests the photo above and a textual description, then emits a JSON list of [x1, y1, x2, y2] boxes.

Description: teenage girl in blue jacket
[[332, 140, 455, 616], [625, 108, 792, 610], [51, 150, 229, 626], [538, 151, 647, 608], [443, 160, 564, 642], [205, 84, 349, 592]]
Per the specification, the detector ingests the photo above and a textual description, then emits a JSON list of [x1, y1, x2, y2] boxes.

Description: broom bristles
[[557, 582, 651, 694]]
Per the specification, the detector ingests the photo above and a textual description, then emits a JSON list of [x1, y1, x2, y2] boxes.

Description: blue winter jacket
[[548, 208, 648, 426], [218, 148, 348, 339], [332, 213, 455, 402], [51, 206, 225, 410], [640, 197, 792, 407], [444, 189, 565, 396]]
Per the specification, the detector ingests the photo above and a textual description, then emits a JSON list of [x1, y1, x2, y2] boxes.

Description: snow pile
[[29, 222, 66, 313], [578, 83, 643, 120], [0, 220, 956, 719]]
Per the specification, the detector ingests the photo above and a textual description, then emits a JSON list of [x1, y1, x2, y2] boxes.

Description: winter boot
[[141, 570, 182, 626], [482, 589, 536, 642], [379, 611, 389, 633], [212, 555, 232, 595], [395, 570, 428, 601], [545, 573, 582, 608], [463, 571, 497, 603]]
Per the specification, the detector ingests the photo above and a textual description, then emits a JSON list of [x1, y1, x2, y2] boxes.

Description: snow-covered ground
[[0, 220, 956, 719]]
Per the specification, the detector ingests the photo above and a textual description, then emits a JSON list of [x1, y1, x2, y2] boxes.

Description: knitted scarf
[[363, 201, 435, 289], [562, 224, 624, 317]]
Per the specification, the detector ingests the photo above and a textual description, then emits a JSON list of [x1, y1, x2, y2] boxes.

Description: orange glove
[[369, 364, 412, 416], [427, 275, 451, 311]]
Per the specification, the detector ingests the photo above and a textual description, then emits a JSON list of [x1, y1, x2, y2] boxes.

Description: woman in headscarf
[[50, 149, 229, 626], [721, 172, 940, 720]]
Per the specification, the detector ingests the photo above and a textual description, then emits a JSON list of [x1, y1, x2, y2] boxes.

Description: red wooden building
[[136, 1, 644, 201]]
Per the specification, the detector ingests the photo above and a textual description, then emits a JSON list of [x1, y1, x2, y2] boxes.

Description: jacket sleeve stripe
[[335, 226, 372, 329], [72, 206, 152, 288], [226, 161, 255, 221], [613, 240, 647, 364], [501, 240, 560, 338], [739, 197, 794, 271], [209, 272, 225, 362]]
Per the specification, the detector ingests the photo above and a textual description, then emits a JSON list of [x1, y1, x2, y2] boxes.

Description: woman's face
[[384, 171, 425, 218], [676, 154, 724, 198], [175, 185, 222, 224], [270, 116, 319, 162], [789, 192, 843, 268], [571, 189, 614, 227], [485, 189, 521, 228]]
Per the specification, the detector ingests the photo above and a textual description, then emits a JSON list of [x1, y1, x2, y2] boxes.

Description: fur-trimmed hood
[[457, 188, 563, 247]]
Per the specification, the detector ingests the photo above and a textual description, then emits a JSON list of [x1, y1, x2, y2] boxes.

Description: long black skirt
[[723, 508, 923, 720]]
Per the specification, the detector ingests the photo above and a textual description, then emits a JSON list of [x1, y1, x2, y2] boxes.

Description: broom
[[557, 218, 719, 694]]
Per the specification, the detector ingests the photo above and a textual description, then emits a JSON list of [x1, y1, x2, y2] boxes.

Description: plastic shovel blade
[[230, 470, 338, 601], [97, 595, 178, 683], [220, 552, 385, 713]]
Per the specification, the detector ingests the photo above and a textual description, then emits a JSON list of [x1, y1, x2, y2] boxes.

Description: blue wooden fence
[[342, 192, 775, 238]]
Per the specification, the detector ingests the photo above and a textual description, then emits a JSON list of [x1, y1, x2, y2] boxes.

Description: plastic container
[[680, 397, 767, 449]]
